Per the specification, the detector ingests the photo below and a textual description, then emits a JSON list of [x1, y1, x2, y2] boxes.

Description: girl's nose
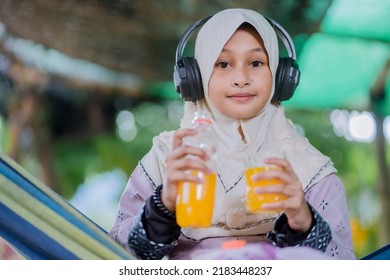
[[232, 67, 251, 87]]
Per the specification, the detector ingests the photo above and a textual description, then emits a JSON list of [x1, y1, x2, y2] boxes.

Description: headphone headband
[[175, 15, 212, 63], [265, 18, 296, 60], [174, 13, 300, 103], [175, 15, 296, 64]]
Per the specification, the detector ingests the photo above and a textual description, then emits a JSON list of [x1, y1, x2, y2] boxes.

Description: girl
[[109, 8, 355, 260]]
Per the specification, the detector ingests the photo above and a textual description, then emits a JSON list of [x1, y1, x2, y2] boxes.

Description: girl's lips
[[228, 93, 255, 102]]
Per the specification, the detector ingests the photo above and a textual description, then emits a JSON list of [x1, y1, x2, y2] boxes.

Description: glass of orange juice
[[245, 164, 287, 213], [176, 171, 217, 228]]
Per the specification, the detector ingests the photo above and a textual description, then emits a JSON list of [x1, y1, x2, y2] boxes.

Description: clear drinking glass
[[244, 151, 287, 213]]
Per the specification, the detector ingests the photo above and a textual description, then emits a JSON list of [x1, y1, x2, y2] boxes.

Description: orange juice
[[245, 166, 287, 213], [176, 171, 217, 228]]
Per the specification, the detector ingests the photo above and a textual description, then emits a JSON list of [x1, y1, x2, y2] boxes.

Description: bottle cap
[[222, 239, 247, 250], [193, 110, 212, 126], [195, 118, 212, 125]]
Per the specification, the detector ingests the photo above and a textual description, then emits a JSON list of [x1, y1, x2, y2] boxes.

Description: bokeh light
[[384, 116, 390, 143], [348, 111, 376, 143], [116, 110, 137, 142], [330, 109, 377, 143]]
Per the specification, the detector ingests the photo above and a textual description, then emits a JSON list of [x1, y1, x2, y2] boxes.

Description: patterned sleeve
[[267, 174, 356, 259], [267, 203, 332, 252], [108, 164, 155, 255], [128, 206, 178, 259], [305, 174, 356, 259], [108, 162, 180, 259]]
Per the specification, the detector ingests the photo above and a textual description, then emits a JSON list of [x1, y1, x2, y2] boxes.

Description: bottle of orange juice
[[176, 110, 217, 228]]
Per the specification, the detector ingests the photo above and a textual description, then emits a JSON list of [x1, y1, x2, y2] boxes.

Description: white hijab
[[181, 9, 279, 157], [141, 8, 336, 240]]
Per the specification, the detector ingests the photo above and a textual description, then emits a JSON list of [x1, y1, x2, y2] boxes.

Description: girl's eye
[[216, 62, 229, 68], [251, 61, 262, 67]]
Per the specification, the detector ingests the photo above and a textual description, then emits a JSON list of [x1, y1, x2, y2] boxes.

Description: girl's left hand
[[251, 157, 312, 233]]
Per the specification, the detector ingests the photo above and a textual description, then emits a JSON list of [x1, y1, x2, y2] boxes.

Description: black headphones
[[173, 15, 300, 103]]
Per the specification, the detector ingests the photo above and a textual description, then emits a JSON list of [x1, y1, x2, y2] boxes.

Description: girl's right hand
[[161, 128, 212, 212]]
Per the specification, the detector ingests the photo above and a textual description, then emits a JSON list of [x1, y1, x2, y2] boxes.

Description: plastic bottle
[[176, 110, 217, 228], [183, 110, 217, 159]]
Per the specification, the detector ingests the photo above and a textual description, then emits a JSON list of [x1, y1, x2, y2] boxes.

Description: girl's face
[[208, 26, 273, 119]]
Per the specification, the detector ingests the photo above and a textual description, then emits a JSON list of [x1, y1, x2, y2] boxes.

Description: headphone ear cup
[[173, 57, 204, 102], [272, 57, 300, 102]]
